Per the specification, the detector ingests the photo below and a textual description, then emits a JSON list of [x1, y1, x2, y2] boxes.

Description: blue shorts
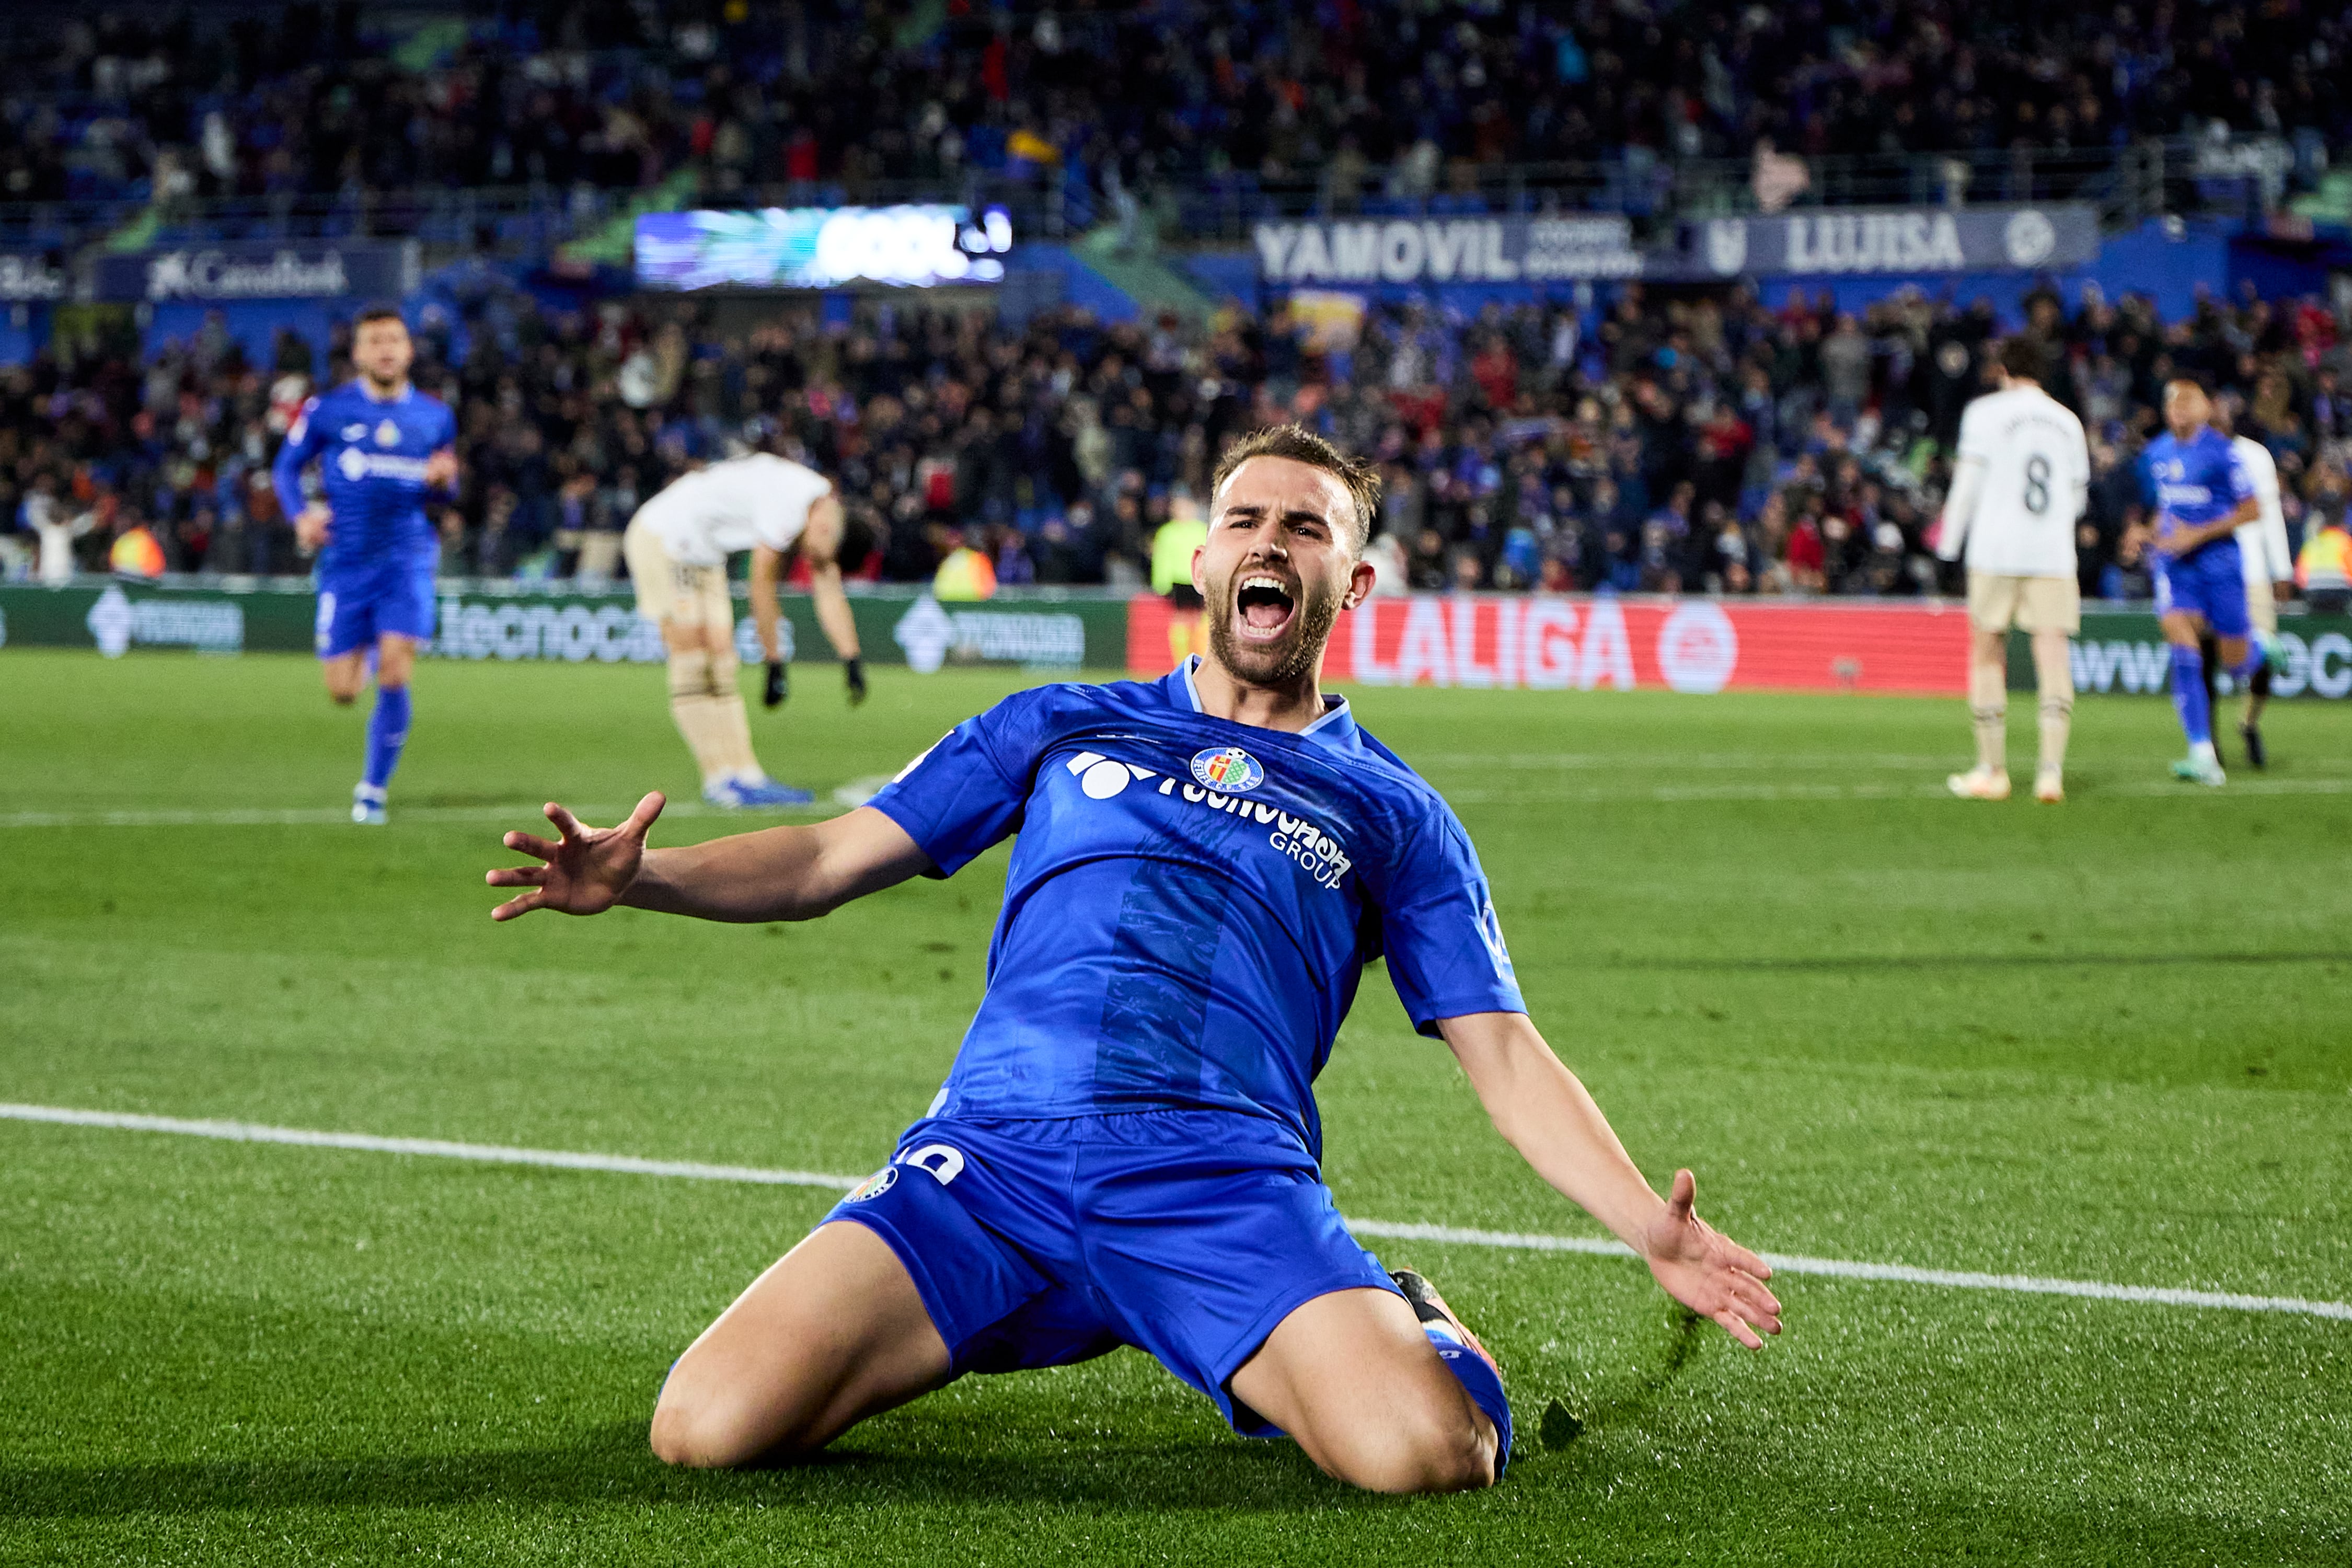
[[822, 1110, 1401, 1436], [315, 562, 437, 658], [2152, 547, 2251, 639]]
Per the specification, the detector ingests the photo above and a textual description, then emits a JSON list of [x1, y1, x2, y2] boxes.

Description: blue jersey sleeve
[[273, 396, 327, 520], [2219, 444, 2254, 508], [867, 688, 1062, 878], [1376, 800, 1526, 1035]]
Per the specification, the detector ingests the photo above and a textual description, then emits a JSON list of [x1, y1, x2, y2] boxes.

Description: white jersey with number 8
[[1938, 384, 2089, 578]]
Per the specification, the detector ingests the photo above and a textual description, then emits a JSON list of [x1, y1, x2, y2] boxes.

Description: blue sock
[[2169, 644, 2211, 746], [364, 684, 412, 792], [1424, 1327, 1514, 1481]]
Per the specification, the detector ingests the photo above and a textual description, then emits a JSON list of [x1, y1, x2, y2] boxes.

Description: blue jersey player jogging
[[486, 426, 1782, 1493], [272, 310, 457, 823], [2141, 382, 2266, 785]]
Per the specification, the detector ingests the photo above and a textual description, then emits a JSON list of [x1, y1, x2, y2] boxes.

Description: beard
[[1205, 563, 1347, 687]]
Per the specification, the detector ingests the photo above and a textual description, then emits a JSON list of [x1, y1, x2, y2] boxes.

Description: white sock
[[2190, 740, 2218, 765]]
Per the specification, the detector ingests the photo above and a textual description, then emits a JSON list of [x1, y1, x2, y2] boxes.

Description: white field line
[[4, 1102, 2345, 1324], [0, 800, 831, 829], [7, 775, 2349, 829]]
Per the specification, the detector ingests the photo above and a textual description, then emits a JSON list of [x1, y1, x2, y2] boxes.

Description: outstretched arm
[[1438, 1010, 1782, 1348], [487, 794, 930, 923]]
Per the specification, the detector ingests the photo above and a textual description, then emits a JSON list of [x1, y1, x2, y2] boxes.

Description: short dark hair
[[1997, 337, 2047, 382], [354, 304, 405, 330], [1209, 424, 1381, 551]]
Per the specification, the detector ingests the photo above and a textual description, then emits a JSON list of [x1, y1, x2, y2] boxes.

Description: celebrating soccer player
[[273, 306, 459, 825], [621, 442, 867, 809], [1934, 338, 2091, 804], [2141, 380, 2269, 787], [485, 425, 1781, 1493]]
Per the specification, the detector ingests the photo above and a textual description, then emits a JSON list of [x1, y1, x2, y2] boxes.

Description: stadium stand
[[5, 278, 2348, 597], [2, 3, 2349, 599]]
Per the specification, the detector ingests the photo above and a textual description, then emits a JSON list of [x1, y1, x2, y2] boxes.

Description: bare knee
[[649, 1384, 815, 1470], [1310, 1401, 1495, 1494]]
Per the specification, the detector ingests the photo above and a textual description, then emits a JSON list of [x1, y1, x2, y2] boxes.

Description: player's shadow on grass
[[0, 1421, 1397, 1518]]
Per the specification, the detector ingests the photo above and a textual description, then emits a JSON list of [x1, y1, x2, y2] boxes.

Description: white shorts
[[623, 514, 732, 628], [1968, 572, 2081, 635], [2245, 575, 2279, 638]]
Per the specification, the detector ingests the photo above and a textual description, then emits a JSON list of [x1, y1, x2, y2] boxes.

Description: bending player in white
[[1935, 338, 2090, 803], [2212, 402, 2295, 768], [623, 441, 867, 809]]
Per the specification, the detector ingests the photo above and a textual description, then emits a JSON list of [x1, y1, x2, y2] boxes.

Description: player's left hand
[[1638, 1169, 1782, 1349], [423, 449, 459, 490], [844, 656, 868, 706], [487, 793, 664, 920], [764, 660, 788, 709]]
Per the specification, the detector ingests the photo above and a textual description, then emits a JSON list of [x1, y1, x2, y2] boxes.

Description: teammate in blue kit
[[2140, 379, 2268, 787], [272, 306, 458, 823], [484, 426, 1781, 1493]]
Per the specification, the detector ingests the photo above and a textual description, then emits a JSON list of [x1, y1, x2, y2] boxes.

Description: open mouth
[[1233, 573, 1298, 640]]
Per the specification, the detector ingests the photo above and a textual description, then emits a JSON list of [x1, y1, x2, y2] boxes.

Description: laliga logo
[[1190, 746, 1264, 792], [1655, 603, 1738, 694]]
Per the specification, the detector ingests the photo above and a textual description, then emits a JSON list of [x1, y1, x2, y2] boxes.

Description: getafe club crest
[[844, 1165, 898, 1203], [1190, 746, 1265, 792], [375, 419, 401, 447]]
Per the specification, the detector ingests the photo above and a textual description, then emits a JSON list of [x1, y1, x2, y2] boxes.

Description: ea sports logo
[[1190, 746, 1264, 792], [1655, 603, 1738, 694]]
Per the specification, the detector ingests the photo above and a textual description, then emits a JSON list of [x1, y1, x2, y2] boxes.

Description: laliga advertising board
[[1128, 594, 1970, 695]]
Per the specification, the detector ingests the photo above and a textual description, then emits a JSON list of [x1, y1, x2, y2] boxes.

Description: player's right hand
[[487, 793, 664, 920], [764, 660, 788, 708], [294, 504, 333, 552]]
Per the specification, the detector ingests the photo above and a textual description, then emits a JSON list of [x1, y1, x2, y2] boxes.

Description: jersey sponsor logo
[[333, 450, 432, 484], [843, 1164, 898, 1202], [1190, 745, 1265, 792], [1064, 750, 1158, 799], [1064, 746, 1353, 890], [375, 419, 400, 447]]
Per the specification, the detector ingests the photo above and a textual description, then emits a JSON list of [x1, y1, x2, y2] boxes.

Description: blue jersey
[[272, 381, 456, 574], [2141, 426, 2251, 572], [868, 660, 1526, 1157]]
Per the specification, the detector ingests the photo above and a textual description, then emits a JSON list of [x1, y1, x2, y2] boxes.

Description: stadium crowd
[[7, 276, 2350, 601], [6, 0, 2350, 214]]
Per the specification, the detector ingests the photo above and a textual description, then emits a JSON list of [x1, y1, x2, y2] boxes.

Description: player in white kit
[[2208, 405, 2295, 767], [1934, 338, 2091, 803], [624, 446, 868, 809]]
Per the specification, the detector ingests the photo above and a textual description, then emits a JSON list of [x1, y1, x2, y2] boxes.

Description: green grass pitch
[[2, 648, 2347, 1565]]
